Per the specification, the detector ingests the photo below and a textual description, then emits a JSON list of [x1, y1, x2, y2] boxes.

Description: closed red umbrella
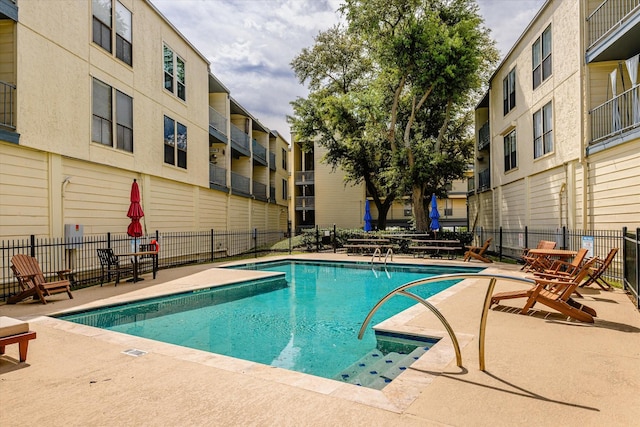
[[127, 179, 144, 238]]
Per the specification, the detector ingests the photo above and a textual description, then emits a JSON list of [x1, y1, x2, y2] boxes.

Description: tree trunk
[[412, 185, 429, 232], [375, 198, 394, 230]]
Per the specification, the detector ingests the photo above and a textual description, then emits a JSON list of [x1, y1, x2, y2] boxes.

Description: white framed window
[[164, 115, 187, 169], [504, 129, 517, 171], [503, 68, 516, 115], [533, 101, 553, 158], [92, 78, 133, 152], [532, 25, 552, 89], [92, 0, 132, 66], [163, 44, 186, 101]]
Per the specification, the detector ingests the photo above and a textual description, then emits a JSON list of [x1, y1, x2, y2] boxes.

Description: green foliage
[[289, 0, 499, 230]]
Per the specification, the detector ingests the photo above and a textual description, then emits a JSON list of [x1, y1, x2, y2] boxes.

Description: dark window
[[533, 25, 552, 89], [115, 2, 132, 65], [163, 44, 186, 101], [281, 148, 287, 170], [503, 68, 516, 115], [116, 90, 133, 152], [92, 79, 112, 146], [164, 115, 187, 169], [164, 115, 175, 165], [92, 0, 112, 53], [504, 129, 517, 171], [282, 179, 288, 200], [92, 78, 133, 152], [533, 101, 553, 158]]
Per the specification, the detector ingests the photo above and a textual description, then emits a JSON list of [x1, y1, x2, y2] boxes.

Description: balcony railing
[[477, 121, 490, 151], [230, 123, 250, 156], [209, 106, 227, 136], [252, 139, 267, 165], [295, 196, 315, 210], [590, 85, 640, 143], [478, 168, 491, 191], [587, 0, 640, 48], [209, 164, 227, 187], [269, 185, 276, 202], [269, 151, 276, 171], [230, 171, 250, 195], [253, 181, 267, 201], [0, 80, 16, 130], [295, 171, 314, 185]]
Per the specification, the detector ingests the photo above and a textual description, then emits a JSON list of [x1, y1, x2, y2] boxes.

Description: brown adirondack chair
[[534, 248, 589, 278], [9, 254, 74, 304], [490, 257, 598, 323], [521, 240, 557, 271], [463, 238, 493, 263], [581, 248, 618, 290]]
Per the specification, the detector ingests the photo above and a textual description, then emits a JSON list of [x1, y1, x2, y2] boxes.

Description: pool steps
[[335, 345, 429, 390]]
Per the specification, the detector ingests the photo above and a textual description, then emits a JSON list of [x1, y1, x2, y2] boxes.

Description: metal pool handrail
[[358, 273, 536, 371]]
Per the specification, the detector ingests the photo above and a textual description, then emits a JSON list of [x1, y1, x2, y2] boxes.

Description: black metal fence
[[623, 228, 640, 309], [1, 229, 287, 301]]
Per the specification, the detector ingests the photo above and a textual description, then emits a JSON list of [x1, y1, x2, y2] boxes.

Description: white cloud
[[151, 0, 545, 141]]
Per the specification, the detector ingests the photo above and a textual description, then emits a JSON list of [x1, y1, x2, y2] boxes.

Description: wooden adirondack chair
[[8, 254, 74, 304], [581, 248, 618, 290], [463, 238, 493, 263], [521, 240, 557, 271], [535, 248, 589, 277], [490, 257, 598, 323]]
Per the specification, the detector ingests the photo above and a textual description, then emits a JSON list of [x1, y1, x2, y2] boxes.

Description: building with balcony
[[0, 0, 289, 239], [469, 0, 640, 234], [291, 140, 470, 232]]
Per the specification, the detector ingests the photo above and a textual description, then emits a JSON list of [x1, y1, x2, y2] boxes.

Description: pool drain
[[122, 348, 148, 357]]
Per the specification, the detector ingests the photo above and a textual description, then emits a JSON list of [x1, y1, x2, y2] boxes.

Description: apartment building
[[0, 0, 290, 240], [470, 0, 640, 234], [291, 140, 470, 232]]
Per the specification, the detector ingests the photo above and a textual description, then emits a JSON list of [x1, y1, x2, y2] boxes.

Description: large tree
[[290, 0, 498, 230]]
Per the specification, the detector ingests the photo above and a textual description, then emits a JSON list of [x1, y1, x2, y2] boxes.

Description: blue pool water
[[59, 260, 480, 383]]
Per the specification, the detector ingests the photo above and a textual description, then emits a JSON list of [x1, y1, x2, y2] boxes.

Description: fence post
[[253, 228, 258, 258], [499, 227, 503, 261], [315, 225, 320, 252], [211, 228, 216, 262], [524, 226, 528, 250], [288, 221, 292, 254], [107, 232, 111, 249], [30, 235, 35, 257], [333, 224, 337, 253], [562, 226, 567, 249]]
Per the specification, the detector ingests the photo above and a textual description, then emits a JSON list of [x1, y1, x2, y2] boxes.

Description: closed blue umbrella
[[364, 200, 373, 232], [429, 194, 440, 233]]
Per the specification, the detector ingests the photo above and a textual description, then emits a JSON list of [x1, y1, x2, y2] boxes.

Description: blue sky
[[152, 0, 546, 140]]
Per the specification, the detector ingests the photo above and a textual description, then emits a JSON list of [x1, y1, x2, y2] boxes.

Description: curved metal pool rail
[[357, 273, 536, 371]]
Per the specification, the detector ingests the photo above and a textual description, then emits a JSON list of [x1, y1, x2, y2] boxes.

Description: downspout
[[580, 0, 589, 229], [558, 181, 566, 228]]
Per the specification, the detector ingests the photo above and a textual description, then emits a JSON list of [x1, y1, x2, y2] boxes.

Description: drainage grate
[[122, 349, 148, 357]]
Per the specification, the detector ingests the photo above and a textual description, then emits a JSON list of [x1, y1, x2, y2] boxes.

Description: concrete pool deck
[[1, 253, 639, 426]]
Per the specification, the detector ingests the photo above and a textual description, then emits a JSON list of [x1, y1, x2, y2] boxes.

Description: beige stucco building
[[470, 0, 640, 235], [291, 140, 470, 232], [0, 0, 290, 240]]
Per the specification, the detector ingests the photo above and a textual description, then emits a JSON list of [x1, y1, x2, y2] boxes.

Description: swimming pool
[[59, 260, 481, 388]]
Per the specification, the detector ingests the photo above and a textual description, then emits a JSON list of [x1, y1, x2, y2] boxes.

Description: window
[[164, 115, 187, 169], [504, 129, 517, 171], [92, 0, 111, 53], [281, 148, 287, 170], [92, 0, 132, 66], [163, 44, 186, 101], [115, 2, 132, 65], [533, 101, 553, 158], [532, 25, 552, 89], [503, 68, 516, 115], [282, 179, 288, 200], [92, 78, 133, 152], [116, 90, 133, 151]]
